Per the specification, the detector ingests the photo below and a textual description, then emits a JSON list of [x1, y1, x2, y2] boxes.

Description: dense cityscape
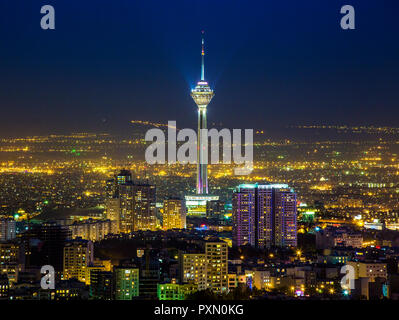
[[1, 1, 399, 311], [1, 123, 399, 300]]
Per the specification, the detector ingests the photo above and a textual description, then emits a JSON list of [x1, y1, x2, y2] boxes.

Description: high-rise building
[[116, 169, 133, 185], [205, 241, 228, 293], [105, 170, 157, 233], [0, 218, 16, 241], [180, 253, 207, 291], [206, 200, 226, 219], [0, 242, 19, 265], [180, 242, 228, 294], [105, 198, 121, 232], [106, 170, 132, 199], [114, 266, 140, 300], [105, 179, 116, 199], [17, 223, 71, 274], [163, 198, 186, 230], [232, 184, 297, 248], [33, 223, 72, 272], [0, 262, 18, 287], [63, 239, 94, 283], [89, 270, 113, 300], [119, 182, 156, 232], [85, 264, 106, 285], [139, 250, 160, 298], [0, 242, 20, 287]]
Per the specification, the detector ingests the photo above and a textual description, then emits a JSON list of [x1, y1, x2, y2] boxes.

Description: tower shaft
[[197, 107, 208, 194]]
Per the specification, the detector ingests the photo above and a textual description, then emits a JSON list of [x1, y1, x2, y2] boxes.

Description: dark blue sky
[[0, 0, 398, 136]]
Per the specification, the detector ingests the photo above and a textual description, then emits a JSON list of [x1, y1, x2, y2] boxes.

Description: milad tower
[[185, 31, 219, 217]]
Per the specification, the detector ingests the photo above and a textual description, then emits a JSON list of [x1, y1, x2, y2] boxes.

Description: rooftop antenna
[[201, 30, 205, 81]]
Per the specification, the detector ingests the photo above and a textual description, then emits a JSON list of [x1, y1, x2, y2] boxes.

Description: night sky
[[0, 0, 398, 136]]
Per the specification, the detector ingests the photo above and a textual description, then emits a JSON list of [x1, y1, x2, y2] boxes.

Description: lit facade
[[105, 170, 156, 233], [85, 265, 106, 285], [105, 197, 121, 232], [185, 195, 219, 217], [63, 240, 94, 283], [181, 253, 207, 291], [157, 283, 196, 300], [232, 184, 297, 248], [0, 242, 19, 265], [163, 198, 186, 230], [70, 219, 117, 242], [89, 270, 113, 300], [0, 274, 9, 299], [205, 242, 228, 293], [180, 243, 228, 293], [245, 270, 272, 290], [114, 267, 139, 300], [348, 262, 387, 281], [0, 218, 16, 241], [119, 183, 157, 232]]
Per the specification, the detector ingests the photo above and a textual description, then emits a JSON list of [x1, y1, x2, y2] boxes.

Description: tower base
[[185, 194, 219, 217]]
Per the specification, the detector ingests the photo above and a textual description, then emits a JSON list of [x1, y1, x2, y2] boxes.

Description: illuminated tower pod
[[191, 31, 215, 195]]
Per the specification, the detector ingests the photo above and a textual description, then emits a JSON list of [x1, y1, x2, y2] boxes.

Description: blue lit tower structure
[[185, 31, 219, 216], [191, 31, 215, 194]]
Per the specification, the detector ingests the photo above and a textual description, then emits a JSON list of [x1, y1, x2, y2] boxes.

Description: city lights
[[0, 1, 398, 307]]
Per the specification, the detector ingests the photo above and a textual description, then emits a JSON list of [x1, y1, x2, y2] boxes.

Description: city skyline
[[1, 0, 399, 305]]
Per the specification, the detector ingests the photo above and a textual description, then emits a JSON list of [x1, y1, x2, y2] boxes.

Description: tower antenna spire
[[201, 30, 205, 81]]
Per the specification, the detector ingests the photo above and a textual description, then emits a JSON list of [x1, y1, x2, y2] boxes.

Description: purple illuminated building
[[232, 184, 297, 248]]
